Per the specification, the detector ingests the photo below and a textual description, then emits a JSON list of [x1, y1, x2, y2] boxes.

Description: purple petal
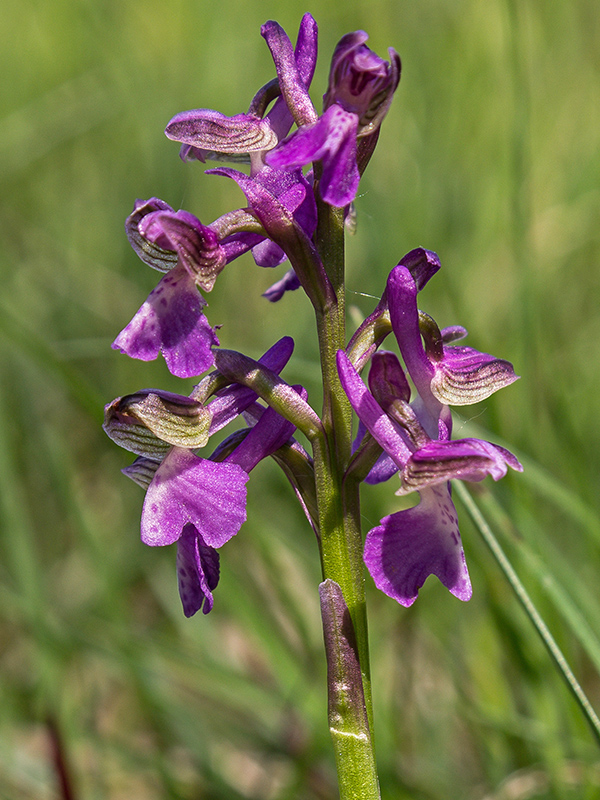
[[293, 14, 318, 86], [365, 451, 399, 484], [140, 209, 226, 291], [177, 523, 220, 616], [337, 350, 412, 468], [364, 484, 472, 606], [266, 13, 319, 141], [225, 391, 304, 473], [431, 344, 520, 406], [165, 110, 278, 154], [367, 351, 411, 407], [220, 231, 264, 263], [261, 20, 318, 127], [319, 108, 360, 207], [387, 265, 441, 432], [441, 325, 468, 343], [401, 437, 522, 493], [262, 268, 301, 302], [141, 448, 248, 547], [112, 265, 218, 378], [209, 164, 317, 238], [266, 104, 360, 207], [398, 248, 440, 292], [250, 238, 287, 268]]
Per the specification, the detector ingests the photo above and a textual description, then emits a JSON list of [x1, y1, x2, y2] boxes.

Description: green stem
[[312, 196, 379, 798]]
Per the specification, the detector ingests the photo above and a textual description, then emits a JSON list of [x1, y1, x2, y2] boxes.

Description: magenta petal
[[402, 438, 522, 491], [337, 350, 412, 467], [364, 484, 472, 606], [112, 265, 218, 378], [225, 397, 300, 473], [261, 20, 318, 127], [209, 164, 316, 238], [319, 107, 360, 206], [364, 451, 398, 484], [266, 105, 359, 206], [251, 238, 287, 268], [141, 448, 248, 547], [165, 109, 278, 154], [368, 351, 411, 407], [432, 344, 520, 406], [263, 268, 301, 301], [177, 523, 220, 616], [398, 248, 440, 292]]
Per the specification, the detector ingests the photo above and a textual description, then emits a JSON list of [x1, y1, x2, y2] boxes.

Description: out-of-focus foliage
[[1, 0, 599, 797]]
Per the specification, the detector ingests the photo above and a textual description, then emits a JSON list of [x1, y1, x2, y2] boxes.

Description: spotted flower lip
[[142, 448, 249, 548], [364, 484, 472, 607], [106, 335, 301, 617], [113, 199, 231, 378], [112, 265, 219, 379]]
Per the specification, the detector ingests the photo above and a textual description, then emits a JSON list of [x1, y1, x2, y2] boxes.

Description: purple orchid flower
[[266, 30, 400, 207], [104, 336, 301, 616], [338, 348, 521, 607], [143, 395, 298, 616], [113, 199, 225, 378], [164, 14, 318, 283], [336, 257, 521, 606]]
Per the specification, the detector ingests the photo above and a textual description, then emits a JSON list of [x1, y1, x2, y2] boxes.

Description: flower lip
[[111, 263, 219, 379]]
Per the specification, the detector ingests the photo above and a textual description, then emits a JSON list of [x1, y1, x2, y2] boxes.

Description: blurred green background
[[1, 0, 599, 797]]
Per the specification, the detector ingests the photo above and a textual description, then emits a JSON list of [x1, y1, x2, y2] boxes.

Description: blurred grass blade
[[0, 301, 103, 417], [455, 481, 600, 746], [473, 482, 600, 676]]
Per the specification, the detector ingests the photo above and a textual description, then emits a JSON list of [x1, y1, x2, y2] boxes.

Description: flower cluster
[[105, 14, 520, 617]]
